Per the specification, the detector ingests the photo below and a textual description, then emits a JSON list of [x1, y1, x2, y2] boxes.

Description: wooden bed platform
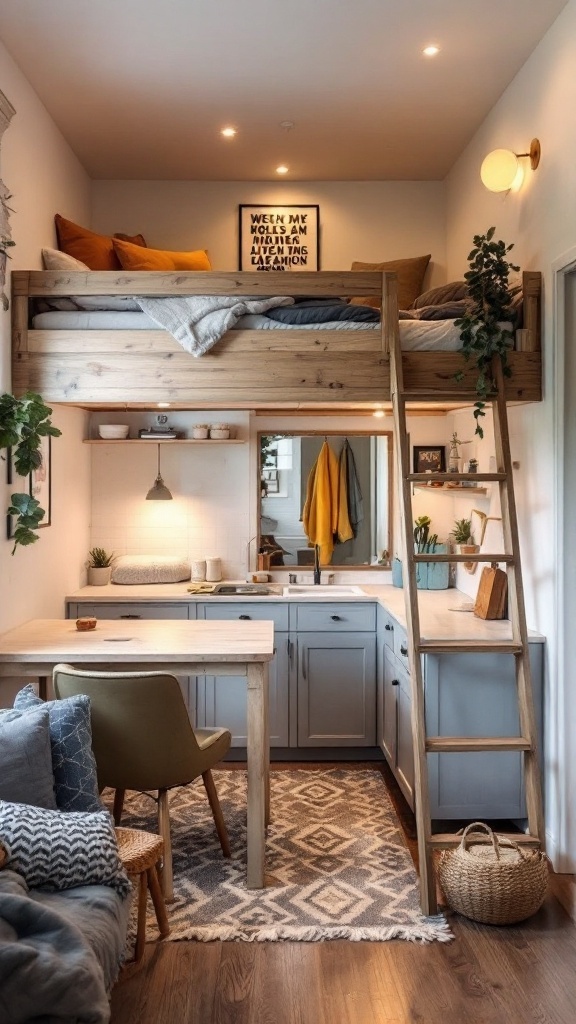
[[11, 269, 542, 409]]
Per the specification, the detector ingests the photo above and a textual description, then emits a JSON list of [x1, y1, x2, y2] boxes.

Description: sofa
[[0, 685, 132, 1024]]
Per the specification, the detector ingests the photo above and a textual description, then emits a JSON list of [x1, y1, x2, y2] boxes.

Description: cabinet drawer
[[393, 623, 410, 665], [294, 603, 376, 632], [199, 602, 289, 630], [71, 602, 189, 620]]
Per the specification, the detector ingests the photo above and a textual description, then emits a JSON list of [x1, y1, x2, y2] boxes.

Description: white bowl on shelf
[[98, 424, 130, 439]]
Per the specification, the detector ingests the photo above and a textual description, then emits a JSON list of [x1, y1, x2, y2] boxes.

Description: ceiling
[[0, 0, 567, 181]]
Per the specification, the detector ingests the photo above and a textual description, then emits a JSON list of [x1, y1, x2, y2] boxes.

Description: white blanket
[[136, 294, 294, 356]]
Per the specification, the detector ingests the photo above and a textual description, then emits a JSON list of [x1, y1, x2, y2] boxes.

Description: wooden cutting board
[[474, 564, 508, 619]]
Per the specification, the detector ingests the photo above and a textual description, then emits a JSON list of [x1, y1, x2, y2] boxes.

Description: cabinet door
[[382, 648, 414, 809], [197, 635, 289, 748], [382, 648, 399, 766], [297, 632, 376, 746], [425, 645, 543, 820]]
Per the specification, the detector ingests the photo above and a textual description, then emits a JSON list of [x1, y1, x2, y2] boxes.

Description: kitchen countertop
[[67, 582, 544, 643]]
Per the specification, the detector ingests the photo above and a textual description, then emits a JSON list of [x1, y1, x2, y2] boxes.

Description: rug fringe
[[167, 917, 453, 944]]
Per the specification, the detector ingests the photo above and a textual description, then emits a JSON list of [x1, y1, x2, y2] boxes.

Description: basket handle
[[458, 822, 530, 861]]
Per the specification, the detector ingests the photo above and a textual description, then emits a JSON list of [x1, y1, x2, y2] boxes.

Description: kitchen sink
[[209, 583, 281, 596], [283, 585, 364, 596]]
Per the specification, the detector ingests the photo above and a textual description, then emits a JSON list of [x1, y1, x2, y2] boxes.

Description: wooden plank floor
[[110, 764, 576, 1024]]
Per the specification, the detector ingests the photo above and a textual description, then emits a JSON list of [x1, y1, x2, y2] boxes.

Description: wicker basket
[[438, 822, 548, 925]]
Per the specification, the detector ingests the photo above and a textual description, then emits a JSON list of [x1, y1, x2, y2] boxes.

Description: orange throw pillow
[[54, 215, 146, 270], [350, 255, 431, 310], [113, 238, 212, 271]]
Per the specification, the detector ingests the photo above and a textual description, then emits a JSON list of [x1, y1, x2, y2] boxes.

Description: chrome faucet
[[313, 545, 321, 585]]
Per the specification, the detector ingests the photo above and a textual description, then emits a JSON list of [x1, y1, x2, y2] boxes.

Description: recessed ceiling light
[[221, 127, 237, 138], [276, 165, 289, 175], [157, 402, 170, 408], [373, 408, 385, 419], [423, 45, 440, 57]]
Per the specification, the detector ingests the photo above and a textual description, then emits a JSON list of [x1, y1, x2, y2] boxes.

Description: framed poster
[[29, 434, 51, 528], [239, 204, 320, 271], [412, 445, 446, 474]]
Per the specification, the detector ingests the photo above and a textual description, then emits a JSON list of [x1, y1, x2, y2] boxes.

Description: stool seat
[[115, 827, 170, 964]]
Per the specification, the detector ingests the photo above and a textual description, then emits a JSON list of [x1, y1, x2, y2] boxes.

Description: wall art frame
[[239, 204, 320, 271]]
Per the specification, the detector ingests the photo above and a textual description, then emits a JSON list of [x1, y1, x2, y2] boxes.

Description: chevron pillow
[[13, 686, 101, 813], [0, 801, 131, 898]]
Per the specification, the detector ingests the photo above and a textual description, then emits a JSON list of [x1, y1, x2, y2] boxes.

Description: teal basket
[[392, 545, 449, 590]]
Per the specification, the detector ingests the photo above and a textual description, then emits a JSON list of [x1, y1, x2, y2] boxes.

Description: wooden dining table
[[0, 617, 274, 889]]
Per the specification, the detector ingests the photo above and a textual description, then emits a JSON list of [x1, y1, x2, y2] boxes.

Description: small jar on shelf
[[192, 425, 209, 439], [209, 423, 231, 439]]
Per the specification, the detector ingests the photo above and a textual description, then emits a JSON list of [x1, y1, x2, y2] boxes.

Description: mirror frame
[[257, 430, 393, 571]]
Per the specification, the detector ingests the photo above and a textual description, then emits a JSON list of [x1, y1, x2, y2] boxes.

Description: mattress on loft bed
[[30, 310, 469, 351]]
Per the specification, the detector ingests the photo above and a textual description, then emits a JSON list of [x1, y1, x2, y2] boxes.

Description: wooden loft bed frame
[[11, 269, 542, 409]]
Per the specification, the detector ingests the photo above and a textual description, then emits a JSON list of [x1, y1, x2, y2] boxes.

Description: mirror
[[258, 432, 393, 568]]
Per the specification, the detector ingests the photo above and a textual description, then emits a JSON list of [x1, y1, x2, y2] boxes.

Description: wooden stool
[[115, 827, 170, 963]]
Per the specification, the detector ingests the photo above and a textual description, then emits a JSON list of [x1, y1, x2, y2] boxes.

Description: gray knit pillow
[[0, 801, 131, 898]]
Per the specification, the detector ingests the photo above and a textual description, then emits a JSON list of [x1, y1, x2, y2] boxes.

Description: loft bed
[[11, 269, 542, 409]]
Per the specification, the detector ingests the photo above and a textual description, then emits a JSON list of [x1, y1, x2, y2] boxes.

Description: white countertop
[[66, 582, 544, 643]]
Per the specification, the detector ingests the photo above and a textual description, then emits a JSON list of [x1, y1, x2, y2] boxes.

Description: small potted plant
[[452, 518, 479, 573], [87, 547, 114, 586]]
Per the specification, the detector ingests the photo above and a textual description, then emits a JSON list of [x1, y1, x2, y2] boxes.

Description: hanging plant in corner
[[454, 226, 519, 437], [0, 392, 61, 553]]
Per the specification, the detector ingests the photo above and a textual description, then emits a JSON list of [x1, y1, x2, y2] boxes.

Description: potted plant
[[455, 226, 520, 437], [452, 517, 480, 573], [393, 516, 449, 590], [0, 391, 61, 553], [87, 547, 114, 586]]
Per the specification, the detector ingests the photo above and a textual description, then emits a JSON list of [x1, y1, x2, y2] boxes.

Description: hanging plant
[[0, 391, 61, 553], [455, 227, 520, 437]]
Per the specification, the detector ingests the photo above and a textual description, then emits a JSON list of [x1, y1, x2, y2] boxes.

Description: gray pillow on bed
[[0, 707, 56, 809], [41, 247, 140, 311]]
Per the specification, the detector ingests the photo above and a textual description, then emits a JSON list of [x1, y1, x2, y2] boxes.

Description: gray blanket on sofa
[[0, 868, 130, 1024]]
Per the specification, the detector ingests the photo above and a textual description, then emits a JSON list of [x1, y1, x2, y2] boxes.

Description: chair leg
[[134, 871, 147, 963], [113, 789, 125, 826], [202, 769, 231, 858], [147, 862, 170, 938], [157, 789, 174, 902]]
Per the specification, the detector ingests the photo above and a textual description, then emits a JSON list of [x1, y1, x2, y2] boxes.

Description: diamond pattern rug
[[119, 767, 452, 943]]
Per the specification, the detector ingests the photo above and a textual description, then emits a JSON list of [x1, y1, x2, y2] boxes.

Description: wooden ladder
[[388, 306, 545, 916]]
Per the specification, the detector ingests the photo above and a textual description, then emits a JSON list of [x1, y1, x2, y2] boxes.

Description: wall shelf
[[413, 483, 488, 495], [83, 438, 245, 445]]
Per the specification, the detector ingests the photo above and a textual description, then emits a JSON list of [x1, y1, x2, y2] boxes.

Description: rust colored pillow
[[114, 232, 147, 247], [113, 238, 212, 271], [350, 255, 431, 310], [55, 214, 146, 270]]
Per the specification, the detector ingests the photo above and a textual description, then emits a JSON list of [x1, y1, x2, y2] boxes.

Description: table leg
[[38, 676, 48, 701], [246, 662, 269, 889], [263, 663, 270, 829]]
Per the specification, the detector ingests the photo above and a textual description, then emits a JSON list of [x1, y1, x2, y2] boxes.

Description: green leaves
[[0, 391, 61, 552], [455, 227, 520, 438]]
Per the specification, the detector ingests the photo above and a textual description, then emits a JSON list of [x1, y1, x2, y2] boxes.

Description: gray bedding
[[0, 868, 131, 1024]]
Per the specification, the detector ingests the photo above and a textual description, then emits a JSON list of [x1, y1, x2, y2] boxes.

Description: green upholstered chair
[[53, 664, 232, 900]]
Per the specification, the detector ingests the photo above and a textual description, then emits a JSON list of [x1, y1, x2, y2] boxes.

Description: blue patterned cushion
[[0, 800, 131, 898], [0, 706, 57, 809], [14, 686, 102, 813]]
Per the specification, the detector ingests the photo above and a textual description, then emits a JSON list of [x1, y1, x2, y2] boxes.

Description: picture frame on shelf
[[239, 204, 320, 271], [413, 445, 446, 474]]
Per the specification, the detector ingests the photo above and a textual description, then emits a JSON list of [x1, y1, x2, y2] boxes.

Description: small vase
[[88, 566, 111, 586], [457, 544, 480, 574]]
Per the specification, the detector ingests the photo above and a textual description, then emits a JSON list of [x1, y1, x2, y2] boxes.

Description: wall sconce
[[480, 138, 541, 192], [145, 444, 173, 500]]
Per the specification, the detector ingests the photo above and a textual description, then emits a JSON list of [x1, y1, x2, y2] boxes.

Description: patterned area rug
[[119, 767, 452, 943]]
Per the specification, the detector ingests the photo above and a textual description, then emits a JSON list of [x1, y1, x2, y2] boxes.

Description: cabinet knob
[[400, 644, 408, 656], [391, 679, 400, 686], [239, 614, 251, 620], [330, 614, 341, 621], [385, 623, 393, 631]]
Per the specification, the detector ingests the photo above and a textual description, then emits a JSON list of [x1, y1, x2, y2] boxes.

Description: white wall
[[445, 0, 576, 869], [92, 180, 447, 284], [0, 39, 92, 652]]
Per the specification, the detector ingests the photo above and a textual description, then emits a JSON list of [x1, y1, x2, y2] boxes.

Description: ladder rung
[[399, 390, 490, 403], [408, 472, 506, 483], [426, 736, 531, 753], [417, 640, 523, 655], [413, 552, 514, 563], [429, 833, 541, 850]]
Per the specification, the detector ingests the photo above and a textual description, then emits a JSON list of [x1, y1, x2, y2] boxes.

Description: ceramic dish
[[98, 424, 130, 439]]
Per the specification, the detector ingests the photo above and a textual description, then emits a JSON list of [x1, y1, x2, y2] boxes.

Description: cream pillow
[[111, 555, 191, 585], [350, 255, 431, 310]]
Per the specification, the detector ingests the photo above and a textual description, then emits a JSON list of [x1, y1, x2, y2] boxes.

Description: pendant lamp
[[146, 444, 173, 500]]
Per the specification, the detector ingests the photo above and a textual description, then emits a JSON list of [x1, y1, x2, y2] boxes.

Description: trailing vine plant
[[455, 226, 519, 437], [0, 392, 61, 553]]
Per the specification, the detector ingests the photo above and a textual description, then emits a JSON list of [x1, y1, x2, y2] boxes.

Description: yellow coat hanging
[[302, 440, 340, 563]]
